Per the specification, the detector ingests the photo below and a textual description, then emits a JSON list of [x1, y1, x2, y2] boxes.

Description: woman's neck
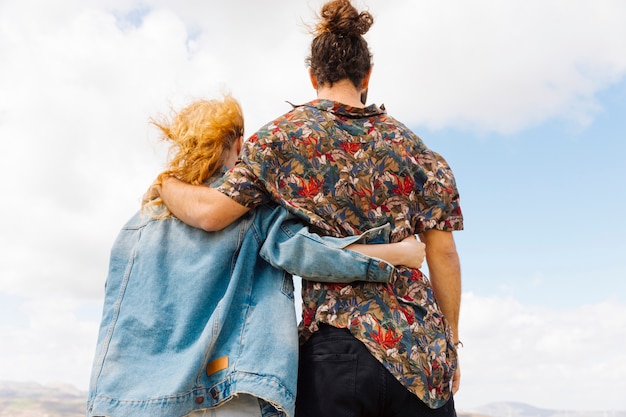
[[316, 79, 364, 108]]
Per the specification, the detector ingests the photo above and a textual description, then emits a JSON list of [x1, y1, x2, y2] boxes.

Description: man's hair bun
[[315, 0, 373, 37]]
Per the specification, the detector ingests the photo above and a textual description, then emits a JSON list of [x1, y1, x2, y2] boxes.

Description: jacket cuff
[[364, 257, 395, 282]]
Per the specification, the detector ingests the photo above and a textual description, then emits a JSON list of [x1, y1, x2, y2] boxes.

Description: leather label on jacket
[[206, 356, 229, 376]]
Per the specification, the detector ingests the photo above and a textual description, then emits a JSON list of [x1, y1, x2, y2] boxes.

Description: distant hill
[[0, 381, 624, 417], [0, 381, 85, 417], [468, 402, 626, 417]]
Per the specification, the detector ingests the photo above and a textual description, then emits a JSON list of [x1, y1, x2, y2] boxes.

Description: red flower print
[[371, 324, 402, 350], [409, 269, 423, 282], [354, 186, 373, 200], [297, 176, 324, 197], [294, 133, 319, 155], [340, 142, 361, 154], [326, 283, 345, 291], [302, 307, 316, 326], [398, 304, 415, 325], [391, 174, 415, 196]]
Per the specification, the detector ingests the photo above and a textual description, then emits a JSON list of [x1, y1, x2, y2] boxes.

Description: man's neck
[[316, 79, 364, 108]]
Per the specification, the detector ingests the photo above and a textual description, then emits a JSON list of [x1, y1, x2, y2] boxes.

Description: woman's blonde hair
[[142, 94, 244, 217]]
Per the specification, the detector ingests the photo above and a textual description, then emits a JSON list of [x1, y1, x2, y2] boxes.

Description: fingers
[[395, 235, 427, 269], [142, 183, 161, 205], [451, 367, 461, 394]]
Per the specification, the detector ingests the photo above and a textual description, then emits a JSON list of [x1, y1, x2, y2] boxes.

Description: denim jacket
[[87, 204, 394, 417]]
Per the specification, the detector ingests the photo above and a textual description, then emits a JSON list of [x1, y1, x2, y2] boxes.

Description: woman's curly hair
[[142, 95, 244, 217], [306, 0, 374, 89]]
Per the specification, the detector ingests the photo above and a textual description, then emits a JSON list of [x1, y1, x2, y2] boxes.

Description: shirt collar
[[292, 99, 386, 118], [205, 166, 229, 187]]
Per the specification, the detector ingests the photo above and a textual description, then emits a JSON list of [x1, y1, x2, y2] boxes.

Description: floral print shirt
[[217, 99, 463, 408]]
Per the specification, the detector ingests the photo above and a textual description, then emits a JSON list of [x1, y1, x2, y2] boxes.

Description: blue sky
[[0, 0, 625, 412], [435, 76, 626, 308]]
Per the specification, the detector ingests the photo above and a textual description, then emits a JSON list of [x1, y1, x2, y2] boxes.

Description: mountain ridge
[[0, 381, 624, 417], [0, 380, 86, 417], [467, 401, 626, 417]]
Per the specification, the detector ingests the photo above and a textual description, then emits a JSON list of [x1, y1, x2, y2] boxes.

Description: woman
[[160, 1, 464, 415], [86, 95, 426, 417]]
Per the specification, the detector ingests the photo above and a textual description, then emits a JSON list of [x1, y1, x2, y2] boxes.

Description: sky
[[1, 0, 625, 412]]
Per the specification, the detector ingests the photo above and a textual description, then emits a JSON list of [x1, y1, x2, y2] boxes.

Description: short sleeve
[[414, 151, 464, 233], [216, 133, 271, 208]]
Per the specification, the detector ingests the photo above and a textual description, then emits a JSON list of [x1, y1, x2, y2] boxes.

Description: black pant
[[296, 325, 456, 417]]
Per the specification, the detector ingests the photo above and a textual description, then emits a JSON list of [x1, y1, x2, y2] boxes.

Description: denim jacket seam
[[364, 259, 394, 282], [90, 225, 144, 394]]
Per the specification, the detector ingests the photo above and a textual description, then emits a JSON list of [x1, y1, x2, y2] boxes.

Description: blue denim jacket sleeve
[[259, 208, 395, 283]]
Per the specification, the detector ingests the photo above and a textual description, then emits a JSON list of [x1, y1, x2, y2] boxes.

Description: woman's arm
[[260, 211, 426, 284], [158, 176, 249, 231], [347, 235, 425, 270]]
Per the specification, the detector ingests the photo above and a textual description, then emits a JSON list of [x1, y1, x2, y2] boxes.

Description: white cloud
[[455, 293, 626, 411], [0, 0, 625, 410], [0, 295, 100, 390], [1, 291, 624, 412], [367, 0, 626, 133]]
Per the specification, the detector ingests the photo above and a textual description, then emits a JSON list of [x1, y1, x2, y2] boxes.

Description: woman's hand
[[395, 235, 426, 269], [345, 234, 426, 269]]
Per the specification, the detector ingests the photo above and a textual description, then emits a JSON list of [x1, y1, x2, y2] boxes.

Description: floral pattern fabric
[[217, 99, 463, 408]]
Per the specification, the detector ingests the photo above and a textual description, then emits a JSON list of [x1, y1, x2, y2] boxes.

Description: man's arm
[[158, 176, 249, 231], [419, 228, 461, 393]]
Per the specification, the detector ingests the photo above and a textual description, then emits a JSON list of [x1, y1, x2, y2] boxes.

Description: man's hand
[[141, 179, 162, 207], [451, 365, 461, 395]]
